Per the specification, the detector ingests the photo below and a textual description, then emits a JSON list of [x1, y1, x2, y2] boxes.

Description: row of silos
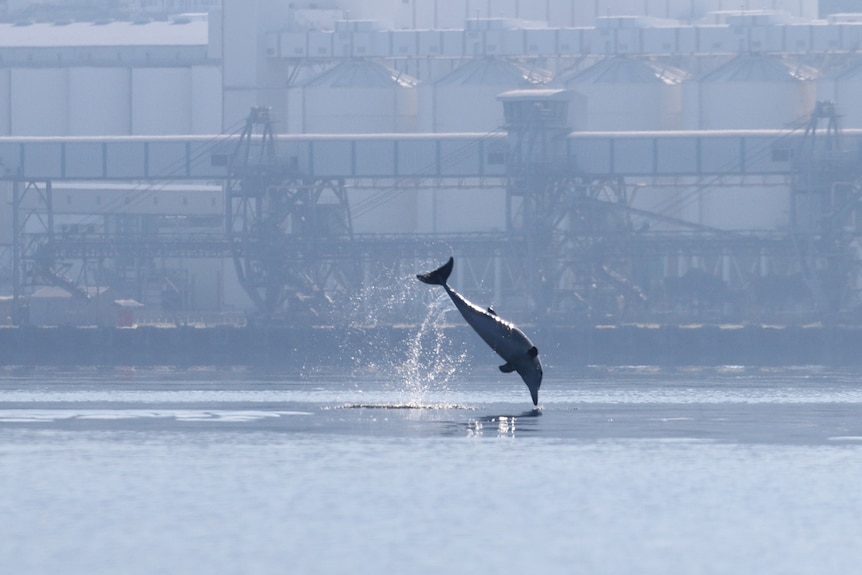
[[285, 59, 418, 134], [285, 58, 550, 135], [2, 54, 862, 138], [0, 65, 221, 137], [279, 53, 862, 135]]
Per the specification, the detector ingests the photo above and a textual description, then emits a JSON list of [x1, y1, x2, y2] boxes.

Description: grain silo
[[10, 68, 69, 135], [131, 67, 192, 135], [299, 59, 418, 133], [0, 69, 10, 136], [684, 54, 818, 130], [191, 65, 223, 134], [69, 68, 131, 136], [822, 57, 862, 129], [419, 57, 548, 133], [557, 56, 687, 131]]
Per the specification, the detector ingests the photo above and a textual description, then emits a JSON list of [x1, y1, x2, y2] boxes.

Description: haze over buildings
[[1, 0, 861, 326]]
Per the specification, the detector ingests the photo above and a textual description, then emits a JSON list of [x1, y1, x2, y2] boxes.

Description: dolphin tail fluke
[[417, 257, 454, 286]]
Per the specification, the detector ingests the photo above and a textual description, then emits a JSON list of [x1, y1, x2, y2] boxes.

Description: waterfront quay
[[1, 323, 861, 368]]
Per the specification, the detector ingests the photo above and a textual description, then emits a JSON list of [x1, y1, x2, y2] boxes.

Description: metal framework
[[226, 107, 357, 321], [791, 101, 862, 317], [495, 94, 862, 323], [501, 91, 659, 320], [6, 102, 862, 326]]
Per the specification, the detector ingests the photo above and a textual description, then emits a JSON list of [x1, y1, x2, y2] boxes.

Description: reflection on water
[[333, 403, 472, 410], [463, 409, 543, 437], [0, 409, 312, 424]]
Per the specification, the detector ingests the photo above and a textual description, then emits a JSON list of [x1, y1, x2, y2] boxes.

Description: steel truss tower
[[10, 180, 106, 316], [792, 100, 862, 317], [12, 180, 56, 323], [501, 91, 852, 323], [501, 89, 646, 321], [226, 107, 356, 321]]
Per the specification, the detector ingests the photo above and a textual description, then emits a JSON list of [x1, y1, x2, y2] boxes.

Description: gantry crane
[[226, 107, 356, 321]]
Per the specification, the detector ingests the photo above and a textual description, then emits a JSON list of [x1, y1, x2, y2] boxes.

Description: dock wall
[[1, 324, 861, 368]]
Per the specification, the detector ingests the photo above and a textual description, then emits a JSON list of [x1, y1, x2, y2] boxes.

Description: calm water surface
[[2, 365, 862, 575]]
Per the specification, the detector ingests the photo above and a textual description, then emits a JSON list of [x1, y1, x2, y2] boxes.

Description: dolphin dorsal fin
[[487, 306, 497, 316], [527, 346, 538, 359]]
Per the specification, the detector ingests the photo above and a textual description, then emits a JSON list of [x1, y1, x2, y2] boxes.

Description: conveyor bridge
[[1, 129, 849, 182], [3, 121, 860, 324]]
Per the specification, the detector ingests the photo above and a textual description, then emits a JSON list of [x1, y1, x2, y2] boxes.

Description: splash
[[343, 269, 467, 408], [392, 292, 467, 407]]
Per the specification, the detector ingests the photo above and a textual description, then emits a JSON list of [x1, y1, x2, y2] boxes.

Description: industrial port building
[[1, 0, 861, 329]]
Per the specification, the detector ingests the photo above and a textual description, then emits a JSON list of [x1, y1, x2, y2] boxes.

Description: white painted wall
[[191, 65, 223, 134], [422, 83, 511, 133], [0, 70, 9, 136], [132, 67, 192, 135], [687, 79, 816, 129], [303, 85, 417, 133], [414, 186, 507, 234], [568, 81, 683, 131], [823, 65, 862, 129], [631, 177, 791, 232], [1, 65, 220, 137], [69, 67, 131, 135], [221, 0, 294, 130], [10, 68, 68, 136], [350, 187, 418, 234]]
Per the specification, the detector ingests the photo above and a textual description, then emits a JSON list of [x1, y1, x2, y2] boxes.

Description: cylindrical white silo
[[421, 58, 547, 133], [191, 65, 222, 134], [827, 59, 862, 129], [69, 67, 131, 136], [685, 54, 818, 130], [283, 63, 327, 134], [0, 182, 11, 243], [350, 187, 419, 234], [131, 67, 192, 135], [558, 56, 687, 131], [631, 177, 790, 234], [300, 60, 418, 134], [10, 68, 69, 136], [414, 186, 498, 234], [285, 85, 304, 133], [0, 69, 10, 136]]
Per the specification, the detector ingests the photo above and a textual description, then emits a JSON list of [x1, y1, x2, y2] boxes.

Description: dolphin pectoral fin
[[487, 306, 497, 316], [499, 362, 516, 373], [529, 386, 539, 406], [527, 346, 538, 359]]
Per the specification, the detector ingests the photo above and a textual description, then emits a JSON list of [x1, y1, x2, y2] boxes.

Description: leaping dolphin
[[417, 257, 543, 406]]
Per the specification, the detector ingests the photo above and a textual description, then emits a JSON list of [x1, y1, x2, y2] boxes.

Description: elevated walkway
[[1, 128, 848, 182]]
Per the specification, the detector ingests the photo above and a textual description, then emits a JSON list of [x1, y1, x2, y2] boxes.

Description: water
[[2, 364, 862, 575]]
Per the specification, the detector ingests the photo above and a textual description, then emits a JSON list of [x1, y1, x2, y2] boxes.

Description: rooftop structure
[[0, 17, 208, 48]]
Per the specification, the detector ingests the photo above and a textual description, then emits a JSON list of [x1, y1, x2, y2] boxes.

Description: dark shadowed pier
[[1, 324, 861, 368]]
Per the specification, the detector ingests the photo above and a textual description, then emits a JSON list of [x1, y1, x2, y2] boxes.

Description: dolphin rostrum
[[417, 257, 543, 406]]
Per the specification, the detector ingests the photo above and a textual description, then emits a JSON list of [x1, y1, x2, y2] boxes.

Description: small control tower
[[499, 89, 572, 319]]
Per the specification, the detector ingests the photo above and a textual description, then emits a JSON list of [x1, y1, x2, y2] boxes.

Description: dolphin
[[417, 257, 543, 406]]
